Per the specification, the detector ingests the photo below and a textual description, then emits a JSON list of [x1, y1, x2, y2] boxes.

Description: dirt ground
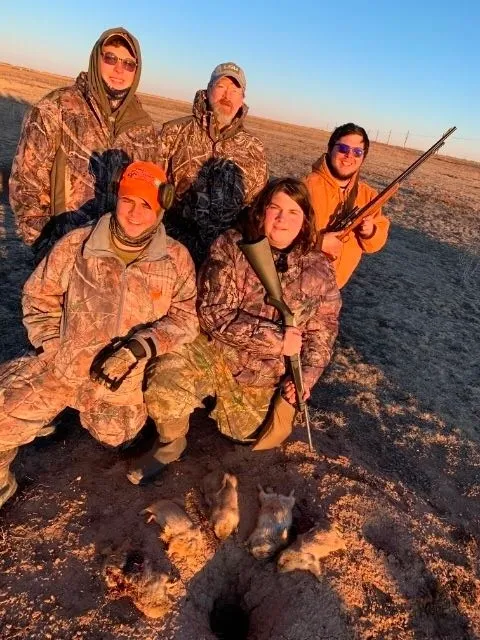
[[0, 63, 479, 640]]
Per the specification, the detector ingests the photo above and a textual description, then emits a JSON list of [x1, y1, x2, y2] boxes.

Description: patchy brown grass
[[0, 62, 479, 640]]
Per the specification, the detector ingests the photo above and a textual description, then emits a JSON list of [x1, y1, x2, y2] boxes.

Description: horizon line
[[0, 60, 475, 168]]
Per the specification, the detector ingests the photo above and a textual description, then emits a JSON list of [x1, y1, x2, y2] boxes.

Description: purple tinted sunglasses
[[334, 143, 365, 158]]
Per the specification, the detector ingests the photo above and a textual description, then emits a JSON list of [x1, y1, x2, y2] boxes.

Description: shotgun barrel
[[327, 126, 457, 234]]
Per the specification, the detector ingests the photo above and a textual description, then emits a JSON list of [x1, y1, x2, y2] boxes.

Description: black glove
[[90, 339, 147, 391]]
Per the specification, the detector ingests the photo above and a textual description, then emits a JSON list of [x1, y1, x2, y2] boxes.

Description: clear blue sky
[[0, 0, 477, 160]]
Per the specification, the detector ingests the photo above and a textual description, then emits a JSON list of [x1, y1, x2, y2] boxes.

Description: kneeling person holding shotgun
[[130, 178, 341, 484]]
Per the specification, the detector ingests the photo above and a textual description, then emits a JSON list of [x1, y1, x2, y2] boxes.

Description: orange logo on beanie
[[118, 161, 168, 211], [124, 166, 159, 186], [120, 161, 167, 186]]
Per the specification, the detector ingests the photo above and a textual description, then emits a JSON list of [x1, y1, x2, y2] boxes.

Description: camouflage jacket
[[9, 72, 157, 248], [198, 229, 341, 390], [22, 215, 198, 392], [160, 90, 268, 265]]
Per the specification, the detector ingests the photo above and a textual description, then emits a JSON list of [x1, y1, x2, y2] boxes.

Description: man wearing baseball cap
[[0, 161, 198, 509], [159, 61, 268, 266]]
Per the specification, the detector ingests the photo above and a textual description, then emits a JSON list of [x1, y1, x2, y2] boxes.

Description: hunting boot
[[126, 417, 188, 485], [0, 448, 18, 509], [252, 392, 296, 451]]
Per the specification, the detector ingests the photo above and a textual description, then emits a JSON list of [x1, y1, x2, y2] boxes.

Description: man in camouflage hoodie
[[0, 162, 198, 509], [9, 27, 157, 257], [160, 62, 268, 266]]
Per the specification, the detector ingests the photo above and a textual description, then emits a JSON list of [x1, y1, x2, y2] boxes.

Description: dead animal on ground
[[247, 485, 295, 559], [277, 524, 346, 579], [203, 471, 240, 540], [142, 498, 208, 568], [102, 547, 175, 619], [141, 498, 194, 542]]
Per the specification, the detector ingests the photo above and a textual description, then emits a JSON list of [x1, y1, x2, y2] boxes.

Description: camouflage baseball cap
[[102, 30, 136, 57], [209, 62, 246, 91]]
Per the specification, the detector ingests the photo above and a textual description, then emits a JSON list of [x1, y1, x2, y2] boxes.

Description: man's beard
[[211, 102, 236, 129], [326, 155, 357, 182]]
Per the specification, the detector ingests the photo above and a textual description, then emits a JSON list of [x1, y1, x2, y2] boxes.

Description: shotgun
[[327, 126, 457, 237], [238, 236, 314, 452]]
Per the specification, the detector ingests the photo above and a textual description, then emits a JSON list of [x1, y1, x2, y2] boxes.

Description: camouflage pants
[[145, 334, 277, 442], [0, 354, 147, 484]]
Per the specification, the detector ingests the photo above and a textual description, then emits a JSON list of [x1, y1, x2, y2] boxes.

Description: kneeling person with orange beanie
[[0, 162, 198, 509]]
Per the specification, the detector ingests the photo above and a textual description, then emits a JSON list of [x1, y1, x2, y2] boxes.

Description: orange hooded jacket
[[304, 154, 390, 288]]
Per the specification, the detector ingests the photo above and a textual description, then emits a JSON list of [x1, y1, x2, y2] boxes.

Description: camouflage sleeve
[[300, 261, 341, 392], [130, 122, 160, 164], [133, 243, 199, 355], [9, 99, 61, 245], [157, 121, 179, 178], [198, 232, 284, 357], [22, 230, 85, 351], [244, 138, 268, 204]]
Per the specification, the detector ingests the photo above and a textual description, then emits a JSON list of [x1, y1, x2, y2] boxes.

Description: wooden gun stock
[[327, 126, 457, 237]]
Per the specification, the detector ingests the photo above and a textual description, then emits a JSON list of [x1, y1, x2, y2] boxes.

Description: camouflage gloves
[[90, 339, 147, 391]]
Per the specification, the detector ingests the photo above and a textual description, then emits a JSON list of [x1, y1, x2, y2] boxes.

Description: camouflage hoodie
[[197, 229, 341, 391], [160, 90, 268, 265], [22, 215, 198, 393], [9, 27, 157, 248]]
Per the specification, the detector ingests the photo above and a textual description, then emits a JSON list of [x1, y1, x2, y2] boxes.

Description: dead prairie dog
[[141, 499, 193, 540], [133, 571, 175, 619], [247, 486, 295, 559], [277, 524, 346, 578], [204, 472, 240, 540], [102, 548, 175, 619]]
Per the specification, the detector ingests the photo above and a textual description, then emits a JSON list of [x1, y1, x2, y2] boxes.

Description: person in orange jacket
[[304, 123, 390, 288]]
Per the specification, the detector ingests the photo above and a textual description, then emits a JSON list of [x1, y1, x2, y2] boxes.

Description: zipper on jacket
[[114, 267, 127, 335], [85, 90, 113, 145], [113, 254, 169, 335]]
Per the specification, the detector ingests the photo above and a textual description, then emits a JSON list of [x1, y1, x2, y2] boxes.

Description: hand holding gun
[[326, 127, 457, 238], [238, 236, 314, 452]]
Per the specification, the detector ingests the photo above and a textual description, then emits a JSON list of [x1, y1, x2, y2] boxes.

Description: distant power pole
[[375, 129, 379, 141], [386, 129, 392, 145], [403, 130, 410, 148]]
